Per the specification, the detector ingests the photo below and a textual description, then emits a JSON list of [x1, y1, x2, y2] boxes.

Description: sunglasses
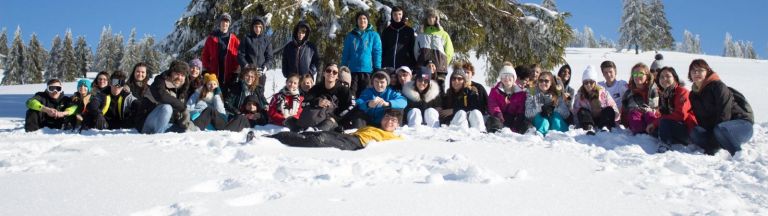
[[47, 86, 63, 93], [325, 69, 338, 75], [631, 71, 645, 78], [538, 79, 551, 84], [450, 76, 464, 81], [583, 80, 596, 85], [111, 79, 126, 87]]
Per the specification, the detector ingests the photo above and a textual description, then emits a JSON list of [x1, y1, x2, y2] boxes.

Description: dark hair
[[557, 64, 572, 86], [354, 12, 369, 24], [92, 71, 111, 89], [110, 71, 127, 81], [600, 60, 616, 70], [391, 6, 404, 13], [659, 66, 685, 87], [168, 60, 189, 76], [383, 109, 403, 123], [128, 62, 150, 85], [286, 73, 301, 82], [46, 79, 61, 86], [688, 59, 714, 82], [628, 63, 654, 90], [514, 65, 533, 81]]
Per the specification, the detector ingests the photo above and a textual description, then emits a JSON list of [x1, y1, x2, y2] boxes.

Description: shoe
[[584, 125, 596, 136], [245, 131, 255, 143], [657, 143, 670, 153]]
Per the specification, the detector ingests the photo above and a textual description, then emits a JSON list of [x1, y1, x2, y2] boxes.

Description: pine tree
[[2, 27, 25, 85], [45, 35, 62, 80], [542, 0, 557, 11], [120, 28, 141, 73], [723, 32, 735, 57], [94, 26, 112, 72], [646, 0, 674, 50], [74, 36, 93, 78], [140, 35, 161, 77], [59, 29, 78, 82], [693, 34, 702, 54], [583, 26, 597, 48], [110, 33, 124, 72], [0, 28, 8, 70], [24, 33, 46, 84], [618, 0, 651, 54]]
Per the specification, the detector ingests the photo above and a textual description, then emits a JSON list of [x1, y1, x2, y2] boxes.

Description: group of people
[[24, 7, 754, 155]]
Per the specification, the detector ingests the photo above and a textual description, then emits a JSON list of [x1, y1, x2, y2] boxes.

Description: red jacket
[[267, 92, 304, 126], [201, 32, 240, 85], [653, 85, 698, 132]]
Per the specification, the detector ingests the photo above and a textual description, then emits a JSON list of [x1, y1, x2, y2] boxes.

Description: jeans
[[657, 119, 690, 145], [690, 119, 753, 155], [142, 104, 173, 134]]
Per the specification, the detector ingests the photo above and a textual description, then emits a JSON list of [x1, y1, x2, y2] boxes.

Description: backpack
[[728, 86, 754, 122]]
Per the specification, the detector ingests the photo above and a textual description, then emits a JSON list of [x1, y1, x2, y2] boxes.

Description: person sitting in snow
[[573, 65, 620, 135], [486, 63, 529, 133], [268, 109, 403, 151], [524, 71, 571, 135], [355, 70, 407, 127], [402, 67, 442, 128], [646, 67, 698, 153], [186, 73, 248, 131], [389, 66, 413, 93], [224, 67, 267, 116], [287, 64, 354, 132], [142, 60, 197, 134], [439, 67, 486, 131], [97, 71, 139, 130], [460, 62, 489, 115], [620, 63, 660, 134], [25, 79, 72, 132], [63, 79, 103, 130], [268, 74, 304, 126]]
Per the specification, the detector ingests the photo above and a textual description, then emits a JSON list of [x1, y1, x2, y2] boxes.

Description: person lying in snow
[[267, 109, 403, 150]]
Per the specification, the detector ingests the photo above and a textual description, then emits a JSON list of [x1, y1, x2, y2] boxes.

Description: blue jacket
[[356, 87, 406, 124], [341, 24, 382, 73]]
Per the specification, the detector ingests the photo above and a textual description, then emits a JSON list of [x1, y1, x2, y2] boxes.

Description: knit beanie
[[582, 65, 600, 82], [650, 53, 666, 71], [77, 79, 92, 92], [189, 58, 203, 70], [204, 73, 219, 84], [498, 65, 517, 80]]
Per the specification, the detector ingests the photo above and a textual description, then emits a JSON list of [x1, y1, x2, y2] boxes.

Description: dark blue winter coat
[[341, 24, 382, 73]]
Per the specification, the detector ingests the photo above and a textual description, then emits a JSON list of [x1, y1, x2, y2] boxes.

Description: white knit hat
[[498, 65, 517, 80], [582, 65, 600, 82]]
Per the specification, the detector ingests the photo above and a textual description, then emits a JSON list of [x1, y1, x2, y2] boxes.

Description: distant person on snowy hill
[[202, 12, 240, 87], [687, 59, 753, 156], [25, 79, 72, 132], [268, 109, 403, 151]]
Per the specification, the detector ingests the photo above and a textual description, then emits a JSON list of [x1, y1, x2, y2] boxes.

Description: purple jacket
[[487, 82, 527, 122]]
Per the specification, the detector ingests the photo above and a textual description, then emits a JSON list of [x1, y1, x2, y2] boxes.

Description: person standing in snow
[[25, 79, 72, 132], [486, 63, 529, 134], [201, 13, 240, 88], [268, 109, 403, 151], [598, 60, 628, 111], [355, 71, 407, 127], [268, 74, 304, 126], [645, 67, 698, 153], [402, 67, 442, 128], [282, 21, 319, 81], [525, 72, 571, 135], [687, 59, 753, 156], [142, 60, 197, 134], [341, 12, 383, 97], [439, 68, 486, 131], [381, 6, 416, 70], [573, 65, 620, 135], [238, 16, 273, 88], [620, 63, 660, 134], [415, 8, 454, 93]]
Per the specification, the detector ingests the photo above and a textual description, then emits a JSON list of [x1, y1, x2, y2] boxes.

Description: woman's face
[[205, 80, 218, 91], [96, 75, 109, 88], [134, 66, 147, 81], [450, 76, 465, 91], [190, 67, 201, 78], [78, 84, 89, 95], [243, 72, 256, 85], [631, 69, 648, 87], [398, 72, 412, 85], [286, 78, 299, 91], [416, 78, 429, 91], [583, 80, 596, 91], [690, 67, 707, 84], [658, 70, 676, 89], [301, 79, 314, 91], [500, 74, 515, 88], [537, 75, 552, 91]]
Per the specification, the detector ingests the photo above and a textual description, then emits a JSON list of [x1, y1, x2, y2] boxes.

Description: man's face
[[602, 67, 616, 82], [397, 72, 411, 85], [373, 78, 388, 93], [46, 83, 62, 99], [380, 115, 399, 132], [253, 23, 264, 35], [392, 10, 403, 23], [220, 20, 230, 33], [171, 72, 186, 87], [297, 28, 307, 41], [111, 85, 123, 96], [357, 15, 369, 30], [428, 16, 437, 26]]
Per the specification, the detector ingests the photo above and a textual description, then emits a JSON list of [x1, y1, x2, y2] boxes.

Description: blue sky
[[1, 0, 766, 58]]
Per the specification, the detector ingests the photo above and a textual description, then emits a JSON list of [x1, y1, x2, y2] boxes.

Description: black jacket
[[281, 22, 319, 78], [238, 17, 274, 69], [225, 81, 267, 115], [304, 81, 353, 118], [690, 78, 752, 131], [401, 80, 442, 114], [149, 70, 190, 116], [471, 81, 489, 114], [381, 22, 416, 69]]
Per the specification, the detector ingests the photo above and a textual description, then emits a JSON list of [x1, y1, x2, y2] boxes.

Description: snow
[[2, 48, 768, 215], [343, 0, 370, 11], [522, 3, 559, 18]]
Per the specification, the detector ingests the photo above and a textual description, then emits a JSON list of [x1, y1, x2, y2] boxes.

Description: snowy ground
[[1, 48, 768, 215]]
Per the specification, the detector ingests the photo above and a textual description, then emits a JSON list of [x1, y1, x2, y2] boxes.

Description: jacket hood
[[292, 21, 312, 44], [250, 16, 267, 35], [692, 72, 721, 92]]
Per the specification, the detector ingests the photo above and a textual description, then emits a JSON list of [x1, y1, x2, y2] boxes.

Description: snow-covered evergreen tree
[[569, 28, 583, 47], [0, 28, 8, 70], [723, 32, 735, 57], [583, 26, 597, 48], [120, 28, 141, 73], [618, 0, 651, 54], [647, 0, 674, 50], [74, 36, 93, 78], [2, 27, 25, 85], [94, 26, 113, 72], [693, 34, 702, 54], [542, 0, 557, 11], [140, 35, 161, 77], [59, 30, 78, 82], [744, 41, 757, 59], [110, 33, 124, 72], [45, 35, 61, 80], [24, 33, 46, 84]]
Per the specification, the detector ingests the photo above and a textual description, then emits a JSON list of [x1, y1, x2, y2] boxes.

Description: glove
[[541, 104, 555, 118], [213, 87, 222, 95]]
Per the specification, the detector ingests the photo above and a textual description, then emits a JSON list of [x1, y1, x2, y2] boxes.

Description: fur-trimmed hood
[[402, 80, 440, 103]]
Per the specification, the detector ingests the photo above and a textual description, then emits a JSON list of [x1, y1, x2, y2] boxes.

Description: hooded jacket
[[225, 81, 267, 116], [149, 70, 190, 117], [414, 10, 454, 73], [238, 16, 274, 70], [282, 22, 319, 78], [341, 24, 383, 73]]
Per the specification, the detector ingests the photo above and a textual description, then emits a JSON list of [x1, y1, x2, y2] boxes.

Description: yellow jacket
[[353, 126, 402, 147]]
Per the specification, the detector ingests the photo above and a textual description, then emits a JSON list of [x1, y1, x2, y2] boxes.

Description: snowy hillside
[[1, 48, 768, 215]]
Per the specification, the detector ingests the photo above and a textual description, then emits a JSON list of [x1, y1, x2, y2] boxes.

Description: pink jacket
[[487, 82, 527, 121]]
